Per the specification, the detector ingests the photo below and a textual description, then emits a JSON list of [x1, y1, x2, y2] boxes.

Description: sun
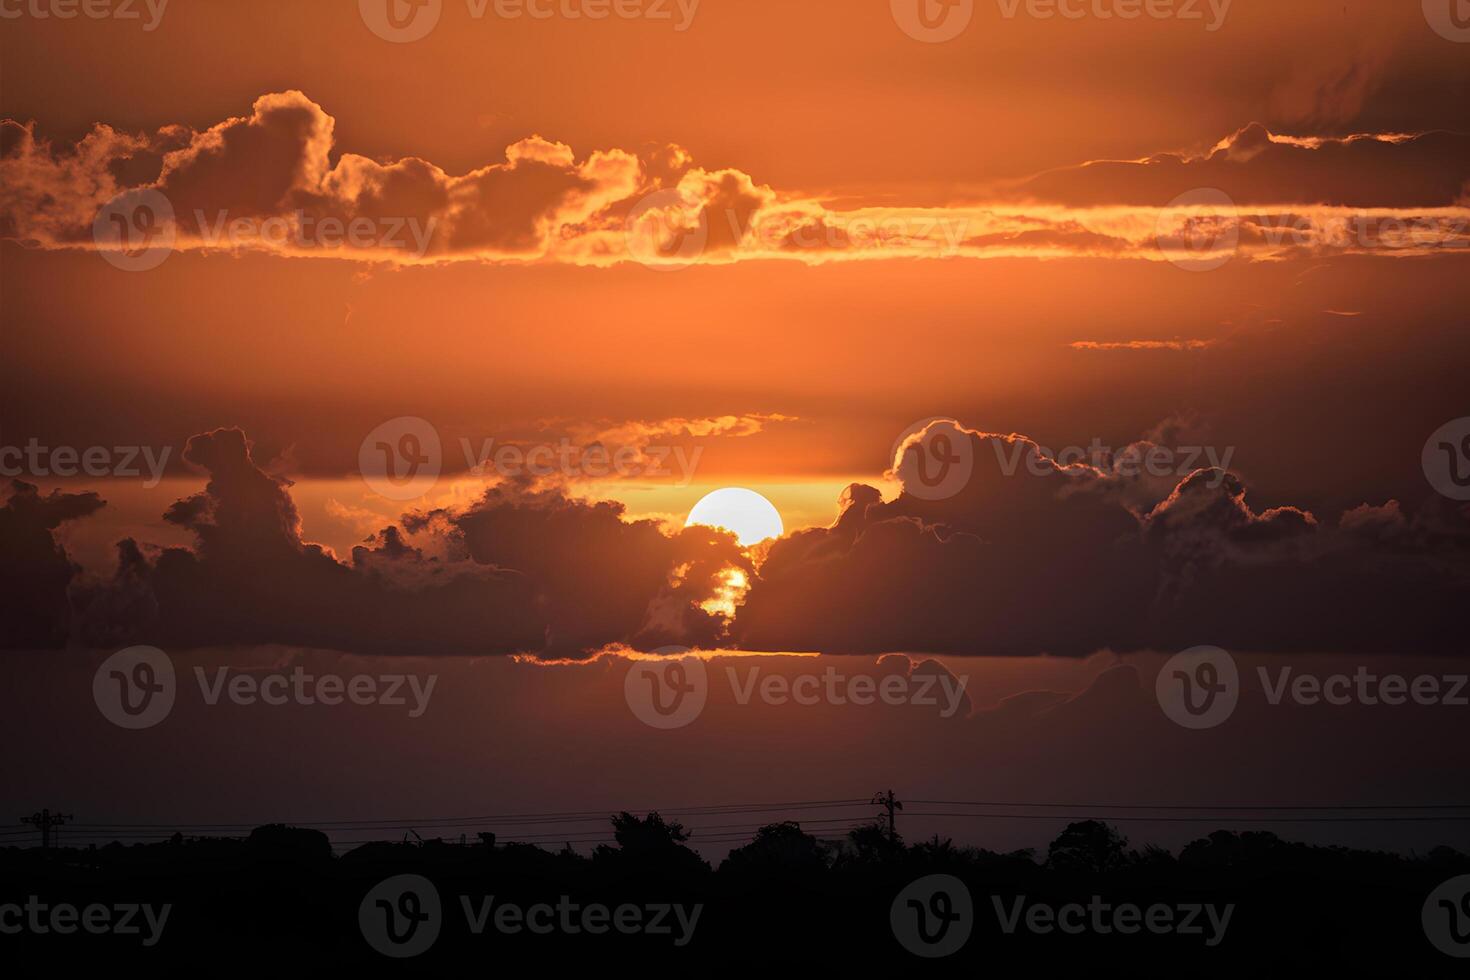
[[684, 488, 784, 547]]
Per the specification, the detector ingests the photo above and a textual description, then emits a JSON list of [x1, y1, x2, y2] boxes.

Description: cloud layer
[[3, 94, 1467, 268], [8, 420, 1468, 659]]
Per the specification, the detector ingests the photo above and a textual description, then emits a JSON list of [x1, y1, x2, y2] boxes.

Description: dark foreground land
[[3, 815, 1468, 974]]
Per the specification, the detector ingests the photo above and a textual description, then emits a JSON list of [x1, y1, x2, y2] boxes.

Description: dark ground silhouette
[[3, 815, 1467, 973]]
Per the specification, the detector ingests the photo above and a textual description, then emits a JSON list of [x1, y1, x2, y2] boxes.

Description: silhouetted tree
[[836, 821, 905, 866], [1046, 820, 1129, 873], [593, 811, 709, 879], [721, 822, 830, 876]]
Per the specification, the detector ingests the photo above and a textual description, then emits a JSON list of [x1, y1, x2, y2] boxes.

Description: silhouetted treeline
[[2, 815, 1466, 974]]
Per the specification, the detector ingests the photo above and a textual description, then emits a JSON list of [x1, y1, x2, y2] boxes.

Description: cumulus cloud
[[730, 421, 1470, 657], [4, 96, 1467, 267], [7, 421, 1469, 658], [51, 428, 749, 660], [0, 481, 105, 648]]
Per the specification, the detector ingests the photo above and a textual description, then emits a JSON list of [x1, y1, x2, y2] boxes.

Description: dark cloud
[[1, 92, 642, 261], [1012, 124, 1470, 208], [731, 422, 1470, 657], [0, 481, 105, 648], [9, 422, 1469, 659], [52, 428, 744, 659]]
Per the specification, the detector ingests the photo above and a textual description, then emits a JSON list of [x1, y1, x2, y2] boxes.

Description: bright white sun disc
[[684, 488, 784, 547]]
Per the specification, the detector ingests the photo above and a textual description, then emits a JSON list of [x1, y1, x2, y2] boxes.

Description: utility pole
[[871, 790, 902, 844], [21, 809, 73, 850]]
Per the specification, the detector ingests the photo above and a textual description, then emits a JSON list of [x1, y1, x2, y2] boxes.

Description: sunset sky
[[2, 1, 1468, 855]]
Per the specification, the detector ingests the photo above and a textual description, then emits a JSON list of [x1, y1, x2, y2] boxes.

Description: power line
[[904, 811, 1470, 823], [65, 798, 873, 831], [910, 800, 1470, 811]]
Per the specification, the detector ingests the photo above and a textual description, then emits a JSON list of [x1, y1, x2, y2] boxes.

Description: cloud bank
[[3, 94, 1467, 268], [8, 420, 1468, 659]]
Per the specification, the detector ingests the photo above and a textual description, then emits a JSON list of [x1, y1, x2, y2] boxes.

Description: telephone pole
[[871, 789, 902, 844], [21, 809, 73, 850]]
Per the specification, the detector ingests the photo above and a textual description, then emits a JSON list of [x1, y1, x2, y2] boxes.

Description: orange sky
[[3, 1, 1468, 652], [4, 0, 1470, 860]]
